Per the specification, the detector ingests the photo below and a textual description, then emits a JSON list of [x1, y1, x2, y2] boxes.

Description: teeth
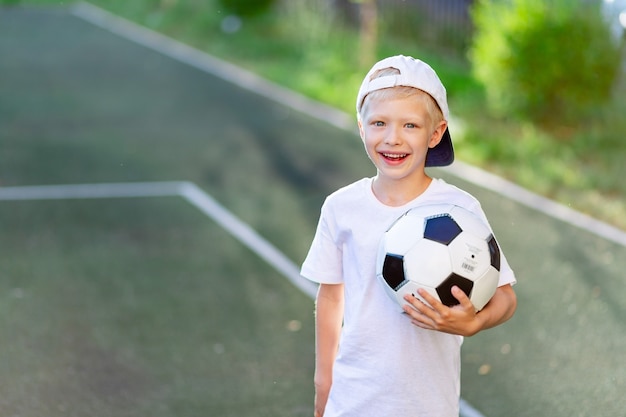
[[383, 153, 407, 159]]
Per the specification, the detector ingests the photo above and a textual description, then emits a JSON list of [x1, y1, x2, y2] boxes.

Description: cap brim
[[425, 128, 454, 167]]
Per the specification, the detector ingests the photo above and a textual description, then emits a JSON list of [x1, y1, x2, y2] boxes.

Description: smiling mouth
[[381, 152, 408, 161]]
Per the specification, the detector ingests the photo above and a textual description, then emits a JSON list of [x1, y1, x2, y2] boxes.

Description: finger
[[403, 292, 432, 314], [402, 293, 420, 313], [402, 303, 436, 330], [417, 287, 443, 310], [451, 286, 475, 310], [402, 294, 438, 329]]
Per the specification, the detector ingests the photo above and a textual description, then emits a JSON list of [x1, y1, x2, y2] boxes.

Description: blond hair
[[358, 67, 444, 130]]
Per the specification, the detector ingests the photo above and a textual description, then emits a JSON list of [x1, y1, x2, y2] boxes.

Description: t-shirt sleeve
[[469, 200, 517, 287], [496, 251, 517, 287], [300, 201, 344, 285]]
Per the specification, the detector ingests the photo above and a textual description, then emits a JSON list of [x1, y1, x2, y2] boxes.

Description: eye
[[373, 121, 385, 127], [405, 123, 416, 129]]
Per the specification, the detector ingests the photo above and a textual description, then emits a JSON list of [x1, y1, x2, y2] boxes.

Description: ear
[[358, 119, 365, 141], [428, 120, 448, 149]]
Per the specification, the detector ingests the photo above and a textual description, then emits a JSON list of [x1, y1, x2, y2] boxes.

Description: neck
[[371, 175, 433, 207]]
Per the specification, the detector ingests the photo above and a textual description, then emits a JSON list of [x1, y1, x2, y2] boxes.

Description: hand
[[402, 286, 483, 337]]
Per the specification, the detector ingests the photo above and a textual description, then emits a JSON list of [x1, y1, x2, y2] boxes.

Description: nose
[[383, 125, 402, 145]]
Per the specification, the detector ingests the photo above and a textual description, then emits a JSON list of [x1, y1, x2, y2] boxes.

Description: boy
[[300, 55, 517, 417]]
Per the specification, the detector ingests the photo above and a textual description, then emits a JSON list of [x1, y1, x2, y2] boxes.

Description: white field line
[[70, 1, 354, 133], [177, 182, 318, 298], [0, 181, 318, 299], [446, 161, 626, 247], [70, 1, 626, 249], [0, 181, 183, 200], [459, 398, 490, 417]]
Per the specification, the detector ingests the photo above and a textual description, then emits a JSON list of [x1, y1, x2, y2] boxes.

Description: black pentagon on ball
[[382, 254, 406, 290], [436, 273, 474, 307], [487, 235, 501, 271], [423, 214, 462, 245]]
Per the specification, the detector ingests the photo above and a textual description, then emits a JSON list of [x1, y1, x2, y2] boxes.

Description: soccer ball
[[376, 204, 501, 311]]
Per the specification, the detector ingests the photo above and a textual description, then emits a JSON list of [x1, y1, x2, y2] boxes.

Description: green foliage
[[11, 0, 626, 228], [469, 0, 621, 133], [379, 3, 472, 56], [216, 0, 276, 17]]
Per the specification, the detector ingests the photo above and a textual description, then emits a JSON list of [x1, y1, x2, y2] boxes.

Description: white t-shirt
[[301, 177, 516, 417]]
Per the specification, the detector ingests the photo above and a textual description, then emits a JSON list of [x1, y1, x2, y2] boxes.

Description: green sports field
[[2, 5, 626, 417]]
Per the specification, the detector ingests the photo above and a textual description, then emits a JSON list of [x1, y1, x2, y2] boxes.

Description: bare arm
[[402, 284, 517, 337], [314, 283, 345, 417]]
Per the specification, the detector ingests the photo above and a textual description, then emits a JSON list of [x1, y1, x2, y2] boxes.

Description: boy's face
[[358, 94, 447, 184]]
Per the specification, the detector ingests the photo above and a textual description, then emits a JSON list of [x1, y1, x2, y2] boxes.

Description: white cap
[[356, 55, 454, 167]]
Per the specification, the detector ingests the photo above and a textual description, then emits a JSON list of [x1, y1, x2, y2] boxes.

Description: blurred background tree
[[216, 0, 277, 17], [470, 0, 621, 137], [353, 0, 379, 69], [8, 0, 626, 228]]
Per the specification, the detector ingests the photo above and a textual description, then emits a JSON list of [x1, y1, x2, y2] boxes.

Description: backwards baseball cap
[[356, 55, 454, 167]]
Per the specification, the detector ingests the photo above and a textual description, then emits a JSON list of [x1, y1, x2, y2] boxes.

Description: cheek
[[361, 127, 379, 146], [361, 135, 379, 160]]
